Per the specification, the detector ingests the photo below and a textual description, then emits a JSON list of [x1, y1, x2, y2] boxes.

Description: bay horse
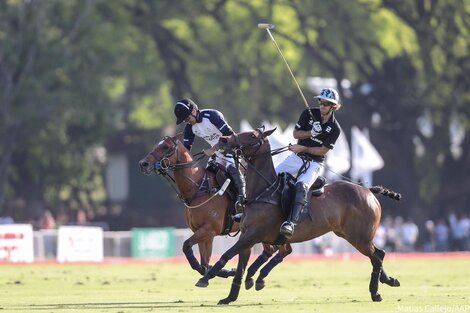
[[195, 127, 401, 305], [138, 133, 288, 279], [139, 134, 237, 278]]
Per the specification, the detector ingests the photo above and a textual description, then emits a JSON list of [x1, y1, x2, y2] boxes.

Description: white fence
[[32, 228, 357, 260]]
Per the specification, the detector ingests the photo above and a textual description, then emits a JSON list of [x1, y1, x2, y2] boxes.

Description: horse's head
[[218, 126, 277, 158], [139, 134, 184, 175]]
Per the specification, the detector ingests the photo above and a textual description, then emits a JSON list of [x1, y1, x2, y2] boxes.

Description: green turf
[[0, 257, 469, 313]]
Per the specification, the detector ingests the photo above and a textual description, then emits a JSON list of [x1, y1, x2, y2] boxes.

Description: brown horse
[[138, 134, 285, 279], [195, 127, 401, 305], [139, 134, 238, 278]]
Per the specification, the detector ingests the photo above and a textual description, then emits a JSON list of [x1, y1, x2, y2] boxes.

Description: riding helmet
[[174, 99, 196, 125], [314, 88, 340, 105]]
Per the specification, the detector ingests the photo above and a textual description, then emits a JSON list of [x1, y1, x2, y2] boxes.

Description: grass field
[[0, 254, 469, 313]]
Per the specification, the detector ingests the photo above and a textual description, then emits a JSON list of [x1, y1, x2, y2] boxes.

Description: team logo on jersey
[[312, 121, 322, 134], [202, 134, 220, 142], [312, 137, 323, 144], [325, 126, 332, 133]]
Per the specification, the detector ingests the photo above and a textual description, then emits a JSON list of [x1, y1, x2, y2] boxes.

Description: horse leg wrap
[[183, 242, 203, 274], [373, 248, 399, 287], [218, 281, 241, 305], [216, 268, 234, 278], [379, 267, 391, 284], [247, 250, 272, 279], [369, 269, 381, 295], [259, 253, 283, 279], [207, 256, 229, 279], [380, 267, 400, 287], [233, 270, 244, 286], [374, 248, 385, 262], [228, 281, 241, 301]]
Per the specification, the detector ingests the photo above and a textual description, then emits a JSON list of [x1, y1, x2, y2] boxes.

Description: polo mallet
[[258, 23, 310, 109]]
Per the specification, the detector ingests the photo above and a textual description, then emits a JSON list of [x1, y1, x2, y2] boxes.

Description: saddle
[[208, 163, 237, 201], [273, 173, 326, 245], [205, 163, 239, 235]]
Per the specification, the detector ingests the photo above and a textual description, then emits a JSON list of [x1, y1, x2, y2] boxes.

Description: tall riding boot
[[280, 182, 308, 239], [227, 164, 247, 213]]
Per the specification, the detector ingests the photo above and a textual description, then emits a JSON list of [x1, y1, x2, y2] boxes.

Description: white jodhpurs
[[275, 152, 322, 188], [211, 151, 234, 168]]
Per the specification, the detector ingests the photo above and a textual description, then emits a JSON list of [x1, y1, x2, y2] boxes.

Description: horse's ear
[[263, 127, 277, 138]]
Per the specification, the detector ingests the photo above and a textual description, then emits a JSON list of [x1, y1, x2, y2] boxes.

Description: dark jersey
[[295, 108, 341, 162]]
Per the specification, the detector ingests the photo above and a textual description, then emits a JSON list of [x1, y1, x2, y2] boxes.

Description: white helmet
[[314, 88, 340, 105]]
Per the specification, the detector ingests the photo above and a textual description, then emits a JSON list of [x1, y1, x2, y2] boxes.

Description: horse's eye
[[251, 134, 256, 138]]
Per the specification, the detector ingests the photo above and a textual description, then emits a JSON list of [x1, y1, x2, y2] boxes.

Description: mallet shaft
[[265, 29, 309, 109]]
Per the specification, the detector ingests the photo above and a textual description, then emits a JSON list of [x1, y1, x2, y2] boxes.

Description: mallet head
[[257, 23, 275, 30]]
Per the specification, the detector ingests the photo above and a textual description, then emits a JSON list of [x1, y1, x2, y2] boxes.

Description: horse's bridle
[[151, 136, 179, 174], [227, 130, 265, 159], [147, 136, 209, 207], [225, 128, 280, 193], [225, 128, 292, 205]]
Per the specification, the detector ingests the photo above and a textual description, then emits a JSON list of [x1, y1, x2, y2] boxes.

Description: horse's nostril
[[141, 161, 149, 167]]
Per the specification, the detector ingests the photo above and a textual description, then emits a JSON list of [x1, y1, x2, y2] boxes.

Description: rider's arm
[[183, 124, 195, 150], [293, 108, 314, 140], [206, 110, 234, 136], [293, 129, 313, 140], [290, 144, 330, 156]]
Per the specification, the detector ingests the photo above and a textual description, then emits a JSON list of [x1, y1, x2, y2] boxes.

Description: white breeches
[[212, 151, 234, 168], [275, 152, 322, 187]]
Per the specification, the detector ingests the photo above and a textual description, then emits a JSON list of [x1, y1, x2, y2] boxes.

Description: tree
[[381, 0, 470, 214]]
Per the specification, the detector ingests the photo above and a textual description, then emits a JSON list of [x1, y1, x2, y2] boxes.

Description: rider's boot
[[280, 182, 308, 239], [227, 164, 247, 219]]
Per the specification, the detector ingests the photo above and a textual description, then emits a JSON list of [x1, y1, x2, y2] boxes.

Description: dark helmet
[[174, 99, 196, 125]]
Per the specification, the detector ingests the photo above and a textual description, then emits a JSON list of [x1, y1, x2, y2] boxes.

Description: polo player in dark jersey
[[275, 88, 342, 238]]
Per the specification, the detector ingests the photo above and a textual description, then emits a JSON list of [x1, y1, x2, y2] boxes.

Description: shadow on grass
[[7, 298, 369, 310], [9, 301, 260, 310]]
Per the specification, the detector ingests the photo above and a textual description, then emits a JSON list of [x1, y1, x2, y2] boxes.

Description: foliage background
[[1, 0, 469, 230]]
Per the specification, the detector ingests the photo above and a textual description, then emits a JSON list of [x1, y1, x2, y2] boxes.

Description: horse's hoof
[[195, 278, 209, 288], [371, 293, 383, 302], [217, 298, 231, 305], [227, 268, 236, 277], [392, 278, 400, 287], [255, 280, 265, 291], [245, 278, 254, 290]]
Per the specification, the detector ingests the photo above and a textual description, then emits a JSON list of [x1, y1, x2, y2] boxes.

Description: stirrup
[[280, 221, 295, 239]]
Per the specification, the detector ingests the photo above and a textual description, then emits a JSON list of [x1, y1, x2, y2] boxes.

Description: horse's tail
[[369, 185, 402, 201]]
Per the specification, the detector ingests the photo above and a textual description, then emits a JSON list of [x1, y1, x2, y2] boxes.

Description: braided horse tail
[[369, 186, 402, 201]]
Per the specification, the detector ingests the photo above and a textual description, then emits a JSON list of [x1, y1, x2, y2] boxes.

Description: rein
[[153, 138, 217, 208], [237, 142, 290, 205]]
